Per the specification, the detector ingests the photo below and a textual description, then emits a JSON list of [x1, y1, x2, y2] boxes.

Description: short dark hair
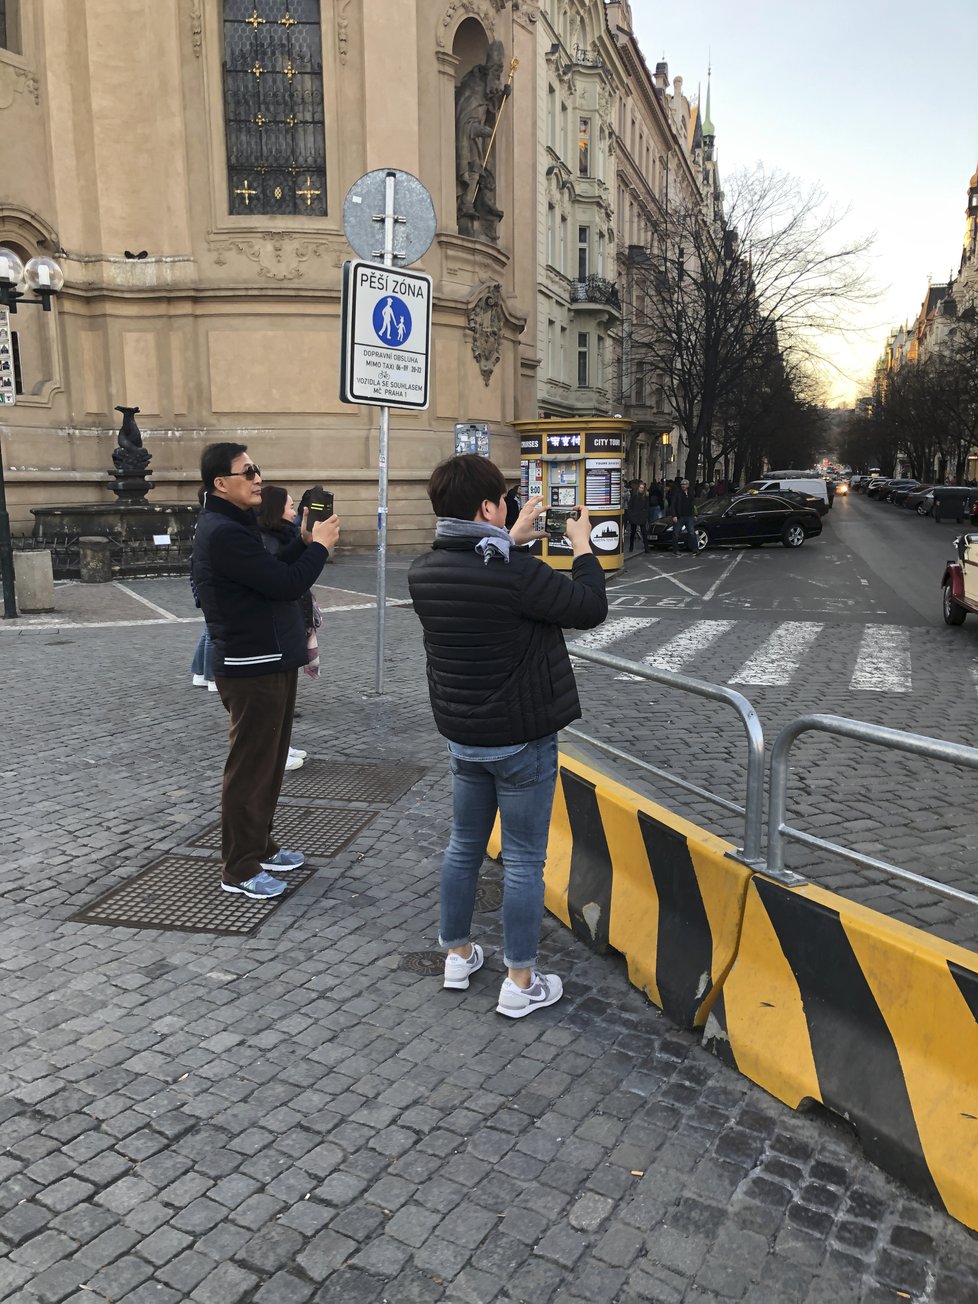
[[427, 454, 507, 520], [257, 484, 288, 531], [201, 442, 248, 492]]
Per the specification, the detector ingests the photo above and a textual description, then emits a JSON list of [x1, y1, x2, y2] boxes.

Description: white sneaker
[[496, 971, 563, 1019], [285, 754, 304, 771], [443, 944, 484, 990], [288, 746, 307, 760], [192, 674, 208, 687], [207, 681, 218, 692]]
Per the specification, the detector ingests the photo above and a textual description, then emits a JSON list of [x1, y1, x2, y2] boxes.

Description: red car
[[942, 534, 978, 624]]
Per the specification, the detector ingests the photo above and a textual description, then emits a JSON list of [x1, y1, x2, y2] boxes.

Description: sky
[[630, 0, 978, 406]]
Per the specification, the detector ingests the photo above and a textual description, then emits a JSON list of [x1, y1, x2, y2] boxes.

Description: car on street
[[865, 478, 894, 498], [905, 487, 935, 516], [745, 477, 829, 513], [648, 492, 822, 552], [886, 480, 924, 505], [942, 533, 978, 625], [833, 479, 850, 496]]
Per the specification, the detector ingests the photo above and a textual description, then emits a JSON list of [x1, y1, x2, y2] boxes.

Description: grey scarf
[[435, 517, 513, 564]]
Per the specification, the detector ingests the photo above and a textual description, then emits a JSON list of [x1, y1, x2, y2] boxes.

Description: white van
[[744, 478, 830, 514]]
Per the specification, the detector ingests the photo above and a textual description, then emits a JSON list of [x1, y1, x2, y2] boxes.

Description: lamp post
[[0, 246, 64, 618]]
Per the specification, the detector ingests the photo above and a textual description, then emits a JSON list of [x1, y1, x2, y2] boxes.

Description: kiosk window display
[[514, 418, 629, 572]]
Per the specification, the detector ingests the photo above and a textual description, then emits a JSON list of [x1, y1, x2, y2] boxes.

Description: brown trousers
[[215, 669, 297, 885]]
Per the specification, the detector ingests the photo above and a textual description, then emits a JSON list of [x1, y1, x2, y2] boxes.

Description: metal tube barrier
[[768, 712, 978, 909], [568, 646, 765, 865]]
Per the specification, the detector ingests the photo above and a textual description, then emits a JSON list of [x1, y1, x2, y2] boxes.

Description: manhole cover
[[475, 880, 503, 912], [281, 760, 427, 805], [398, 950, 445, 976], [69, 854, 319, 936], [188, 807, 377, 857]]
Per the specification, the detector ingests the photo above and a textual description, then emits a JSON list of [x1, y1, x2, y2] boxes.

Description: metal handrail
[[567, 646, 765, 864], [769, 713, 978, 909]]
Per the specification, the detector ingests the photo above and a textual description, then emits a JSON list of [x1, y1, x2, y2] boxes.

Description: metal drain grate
[[398, 950, 445, 976], [188, 807, 378, 857], [69, 855, 319, 936], [281, 760, 428, 805]]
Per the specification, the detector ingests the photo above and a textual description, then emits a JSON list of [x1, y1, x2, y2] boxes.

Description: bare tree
[[620, 166, 876, 478]]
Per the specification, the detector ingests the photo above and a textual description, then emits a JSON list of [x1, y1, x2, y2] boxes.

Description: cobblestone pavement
[[2, 568, 978, 1303]]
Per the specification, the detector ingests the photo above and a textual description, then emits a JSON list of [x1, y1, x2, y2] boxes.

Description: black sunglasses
[[223, 463, 261, 481]]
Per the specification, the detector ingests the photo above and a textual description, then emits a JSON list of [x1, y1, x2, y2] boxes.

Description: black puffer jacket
[[408, 540, 608, 746], [192, 495, 328, 678]]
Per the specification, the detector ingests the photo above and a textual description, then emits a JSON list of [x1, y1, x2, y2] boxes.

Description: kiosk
[[513, 417, 631, 572]]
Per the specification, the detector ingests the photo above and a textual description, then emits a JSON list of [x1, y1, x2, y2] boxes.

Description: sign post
[[0, 306, 17, 617], [341, 169, 435, 693]]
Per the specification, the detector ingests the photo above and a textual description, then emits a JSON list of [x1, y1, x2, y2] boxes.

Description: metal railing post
[[570, 646, 765, 864], [768, 713, 978, 909]]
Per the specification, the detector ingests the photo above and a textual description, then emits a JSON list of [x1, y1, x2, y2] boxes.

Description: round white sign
[[591, 520, 621, 551]]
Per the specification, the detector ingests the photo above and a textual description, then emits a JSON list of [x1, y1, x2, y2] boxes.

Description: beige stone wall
[[0, 0, 537, 544]]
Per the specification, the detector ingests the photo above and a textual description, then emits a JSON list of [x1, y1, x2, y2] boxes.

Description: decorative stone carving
[[0, 64, 40, 109], [337, 0, 353, 65], [466, 282, 504, 386], [189, 0, 202, 57], [437, 1, 498, 48], [110, 406, 154, 501], [210, 233, 329, 281]]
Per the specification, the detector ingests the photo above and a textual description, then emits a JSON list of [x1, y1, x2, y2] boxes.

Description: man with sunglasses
[[192, 443, 340, 900]]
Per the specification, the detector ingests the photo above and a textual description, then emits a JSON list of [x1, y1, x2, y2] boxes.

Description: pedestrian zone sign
[[340, 259, 432, 409]]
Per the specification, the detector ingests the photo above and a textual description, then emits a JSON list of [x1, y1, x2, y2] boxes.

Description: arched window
[[222, 0, 326, 216]]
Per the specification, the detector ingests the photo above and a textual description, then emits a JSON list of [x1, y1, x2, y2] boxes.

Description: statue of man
[[455, 41, 507, 239]]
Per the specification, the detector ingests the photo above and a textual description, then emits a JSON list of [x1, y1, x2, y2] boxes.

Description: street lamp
[[0, 246, 64, 617]]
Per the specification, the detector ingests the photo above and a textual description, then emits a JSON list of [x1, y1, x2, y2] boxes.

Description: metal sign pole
[[375, 170, 397, 694]]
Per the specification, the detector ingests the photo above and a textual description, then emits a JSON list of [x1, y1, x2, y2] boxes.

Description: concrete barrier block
[[490, 752, 753, 1029], [703, 875, 978, 1232], [13, 549, 54, 612], [78, 536, 113, 584]]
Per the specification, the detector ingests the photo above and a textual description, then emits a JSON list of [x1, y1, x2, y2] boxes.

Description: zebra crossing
[[569, 616, 921, 693]]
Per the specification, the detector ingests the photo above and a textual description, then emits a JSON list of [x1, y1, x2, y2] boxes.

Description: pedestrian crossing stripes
[[568, 617, 927, 694], [849, 625, 911, 693], [730, 622, 823, 687], [569, 616, 659, 665]]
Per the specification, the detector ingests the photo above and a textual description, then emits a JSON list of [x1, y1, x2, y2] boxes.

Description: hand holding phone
[[544, 507, 579, 541]]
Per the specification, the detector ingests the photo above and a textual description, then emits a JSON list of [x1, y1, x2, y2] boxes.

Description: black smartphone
[[304, 486, 334, 523], [545, 507, 578, 539]]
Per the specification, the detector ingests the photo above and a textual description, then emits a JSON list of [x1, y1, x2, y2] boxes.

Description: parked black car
[[865, 478, 894, 498], [904, 486, 935, 515], [648, 493, 822, 551], [885, 480, 923, 504]]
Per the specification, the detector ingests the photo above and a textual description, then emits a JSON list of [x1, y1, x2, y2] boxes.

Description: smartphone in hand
[[304, 486, 334, 523]]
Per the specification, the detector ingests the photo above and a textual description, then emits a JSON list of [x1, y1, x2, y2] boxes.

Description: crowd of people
[[624, 474, 737, 554], [190, 444, 608, 1020]]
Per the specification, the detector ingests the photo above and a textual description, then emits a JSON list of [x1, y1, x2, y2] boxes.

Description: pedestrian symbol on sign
[[373, 295, 412, 348]]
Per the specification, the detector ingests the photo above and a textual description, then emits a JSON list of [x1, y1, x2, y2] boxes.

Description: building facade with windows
[[0, 0, 539, 543], [532, 0, 718, 485]]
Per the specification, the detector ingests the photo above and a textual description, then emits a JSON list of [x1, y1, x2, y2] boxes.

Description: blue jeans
[[191, 627, 215, 681], [439, 734, 559, 969], [673, 516, 699, 553]]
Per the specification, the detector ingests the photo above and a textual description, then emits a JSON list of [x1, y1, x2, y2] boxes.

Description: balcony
[[570, 275, 621, 314]]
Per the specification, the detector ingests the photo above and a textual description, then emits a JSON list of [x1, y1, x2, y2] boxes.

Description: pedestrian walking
[[191, 443, 339, 900], [671, 477, 699, 555], [408, 455, 608, 1018], [625, 479, 651, 552]]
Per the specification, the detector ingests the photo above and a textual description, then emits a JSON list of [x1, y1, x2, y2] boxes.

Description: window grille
[[223, 0, 327, 216]]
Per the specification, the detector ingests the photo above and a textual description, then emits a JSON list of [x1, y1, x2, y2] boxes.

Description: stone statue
[[455, 41, 507, 242], [109, 404, 154, 500]]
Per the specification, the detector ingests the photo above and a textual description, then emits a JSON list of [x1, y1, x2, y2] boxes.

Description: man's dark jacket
[[671, 487, 695, 517], [192, 495, 328, 678], [408, 540, 608, 746]]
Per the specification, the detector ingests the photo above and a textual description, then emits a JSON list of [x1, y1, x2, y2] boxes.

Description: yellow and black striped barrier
[[489, 753, 752, 1029], [703, 874, 978, 1231]]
